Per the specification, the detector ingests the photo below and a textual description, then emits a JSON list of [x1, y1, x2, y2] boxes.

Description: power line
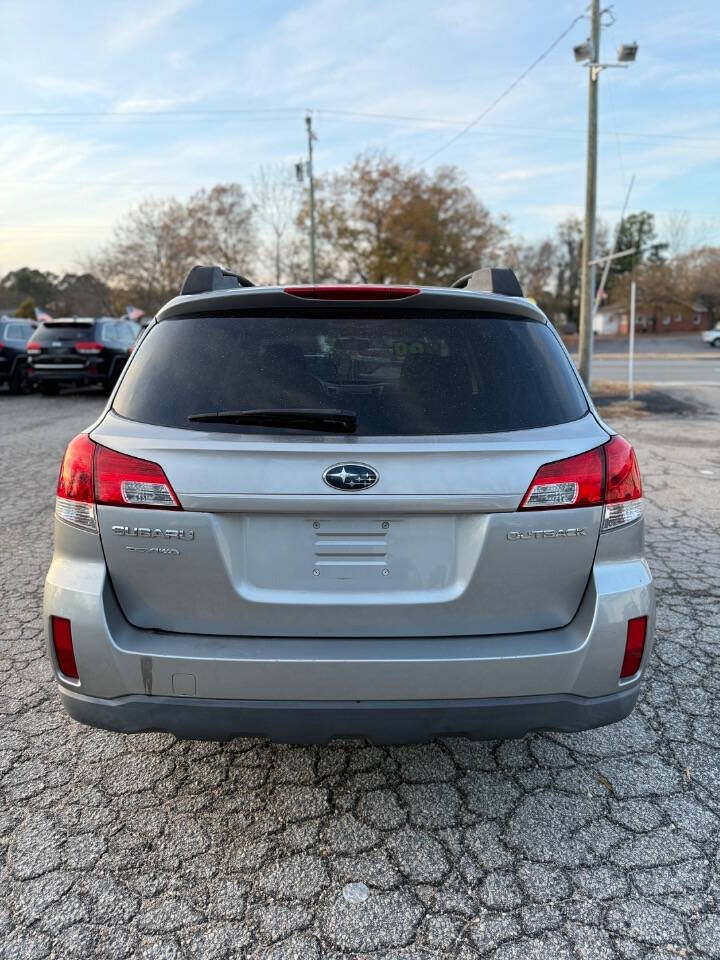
[[417, 9, 589, 164], [0, 107, 300, 118], [0, 105, 717, 144]]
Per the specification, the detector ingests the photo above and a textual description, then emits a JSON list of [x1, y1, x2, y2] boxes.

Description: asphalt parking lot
[[1, 388, 719, 960]]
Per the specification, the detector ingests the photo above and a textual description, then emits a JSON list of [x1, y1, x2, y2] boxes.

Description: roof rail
[[181, 265, 255, 296], [451, 267, 523, 298]]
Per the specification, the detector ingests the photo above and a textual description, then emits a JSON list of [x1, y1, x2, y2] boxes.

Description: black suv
[[27, 317, 140, 394], [0, 317, 35, 394]]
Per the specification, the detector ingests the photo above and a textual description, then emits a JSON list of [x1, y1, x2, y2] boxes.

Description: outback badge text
[[111, 526, 195, 540], [507, 528, 587, 540]]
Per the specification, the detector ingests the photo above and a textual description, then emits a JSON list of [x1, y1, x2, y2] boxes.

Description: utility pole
[[577, 0, 600, 387], [305, 114, 318, 284], [574, 8, 638, 385]]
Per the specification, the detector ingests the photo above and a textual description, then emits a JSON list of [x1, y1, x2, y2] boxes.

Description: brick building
[[594, 298, 709, 335]]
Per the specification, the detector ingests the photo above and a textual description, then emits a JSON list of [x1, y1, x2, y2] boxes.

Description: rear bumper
[[59, 686, 640, 743], [29, 368, 107, 383], [29, 357, 125, 382], [45, 519, 655, 743]]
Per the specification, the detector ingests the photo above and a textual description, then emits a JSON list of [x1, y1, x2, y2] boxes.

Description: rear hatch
[[94, 304, 608, 638], [29, 320, 96, 372]]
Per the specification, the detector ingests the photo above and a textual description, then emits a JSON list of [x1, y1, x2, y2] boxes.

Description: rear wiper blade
[[188, 408, 357, 433]]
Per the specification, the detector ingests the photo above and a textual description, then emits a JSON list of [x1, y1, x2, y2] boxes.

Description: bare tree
[[661, 211, 720, 260], [89, 198, 193, 313], [88, 185, 257, 312], [504, 238, 555, 301], [547, 215, 608, 328], [187, 183, 256, 272], [252, 165, 301, 284]]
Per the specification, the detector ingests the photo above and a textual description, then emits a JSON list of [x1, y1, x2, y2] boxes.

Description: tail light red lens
[[51, 616, 79, 679], [95, 445, 180, 509], [603, 435, 643, 529], [58, 433, 95, 501], [621, 616, 647, 678], [55, 434, 181, 531], [74, 341, 103, 355], [519, 446, 605, 510], [56, 433, 98, 531], [26, 341, 42, 354], [284, 285, 421, 301], [519, 435, 643, 530]]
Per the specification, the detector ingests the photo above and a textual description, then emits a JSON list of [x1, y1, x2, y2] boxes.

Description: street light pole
[[305, 114, 318, 284], [574, 9, 638, 385], [577, 0, 600, 387]]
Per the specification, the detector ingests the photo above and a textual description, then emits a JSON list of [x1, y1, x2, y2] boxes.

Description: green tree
[[610, 211, 668, 279], [52, 273, 112, 316], [0, 268, 58, 308]]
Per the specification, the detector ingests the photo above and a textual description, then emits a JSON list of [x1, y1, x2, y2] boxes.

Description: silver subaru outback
[[44, 266, 654, 743]]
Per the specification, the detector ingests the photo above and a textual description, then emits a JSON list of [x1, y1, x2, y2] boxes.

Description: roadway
[[589, 356, 720, 387]]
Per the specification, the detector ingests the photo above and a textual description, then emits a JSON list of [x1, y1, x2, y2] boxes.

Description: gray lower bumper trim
[[59, 687, 639, 744]]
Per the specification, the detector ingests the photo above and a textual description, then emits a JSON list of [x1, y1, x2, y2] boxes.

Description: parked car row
[[0, 318, 36, 393], [0, 315, 141, 394]]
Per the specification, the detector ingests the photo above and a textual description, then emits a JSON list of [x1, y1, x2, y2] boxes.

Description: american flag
[[126, 305, 145, 321], [35, 308, 52, 322]]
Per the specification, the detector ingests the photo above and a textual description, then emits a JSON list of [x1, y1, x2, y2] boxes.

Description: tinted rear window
[[100, 320, 140, 344], [113, 312, 588, 436], [34, 323, 94, 342], [2, 321, 34, 341]]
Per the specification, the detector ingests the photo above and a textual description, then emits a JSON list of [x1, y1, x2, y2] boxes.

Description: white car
[[702, 322, 720, 347]]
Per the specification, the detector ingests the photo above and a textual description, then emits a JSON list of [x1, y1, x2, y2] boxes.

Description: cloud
[[113, 96, 200, 113], [0, 0, 718, 272], [32, 75, 106, 97], [106, 0, 196, 51]]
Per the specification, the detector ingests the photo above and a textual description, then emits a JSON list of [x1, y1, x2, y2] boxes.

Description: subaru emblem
[[323, 463, 379, 491]]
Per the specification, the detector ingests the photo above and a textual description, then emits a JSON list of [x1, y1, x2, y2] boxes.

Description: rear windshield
[[34, 323, 94, 342], [2, 321, 34, 341], [113, 311, 588, 436], [99, 320, 140, 344]]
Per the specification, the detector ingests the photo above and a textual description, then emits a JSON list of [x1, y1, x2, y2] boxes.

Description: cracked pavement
[[1, 388, 719, 959]]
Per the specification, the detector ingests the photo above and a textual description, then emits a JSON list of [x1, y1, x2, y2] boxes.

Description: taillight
[[51, 616, 79, 679], [621, 616, 647, 678], [519, 447, 605, 510], [518, 435, 643, 531], [75, 341, 103, 355], [95, 445, 180, 509], [26, 341, 41, 355], [602, 435, 643, 530], [55, 435, 181, 531], [284, 285, 421, 300], [56, 433, 98, 532]]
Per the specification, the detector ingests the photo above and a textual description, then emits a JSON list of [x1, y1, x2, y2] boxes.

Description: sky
[[1, 0, 719, 274]]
